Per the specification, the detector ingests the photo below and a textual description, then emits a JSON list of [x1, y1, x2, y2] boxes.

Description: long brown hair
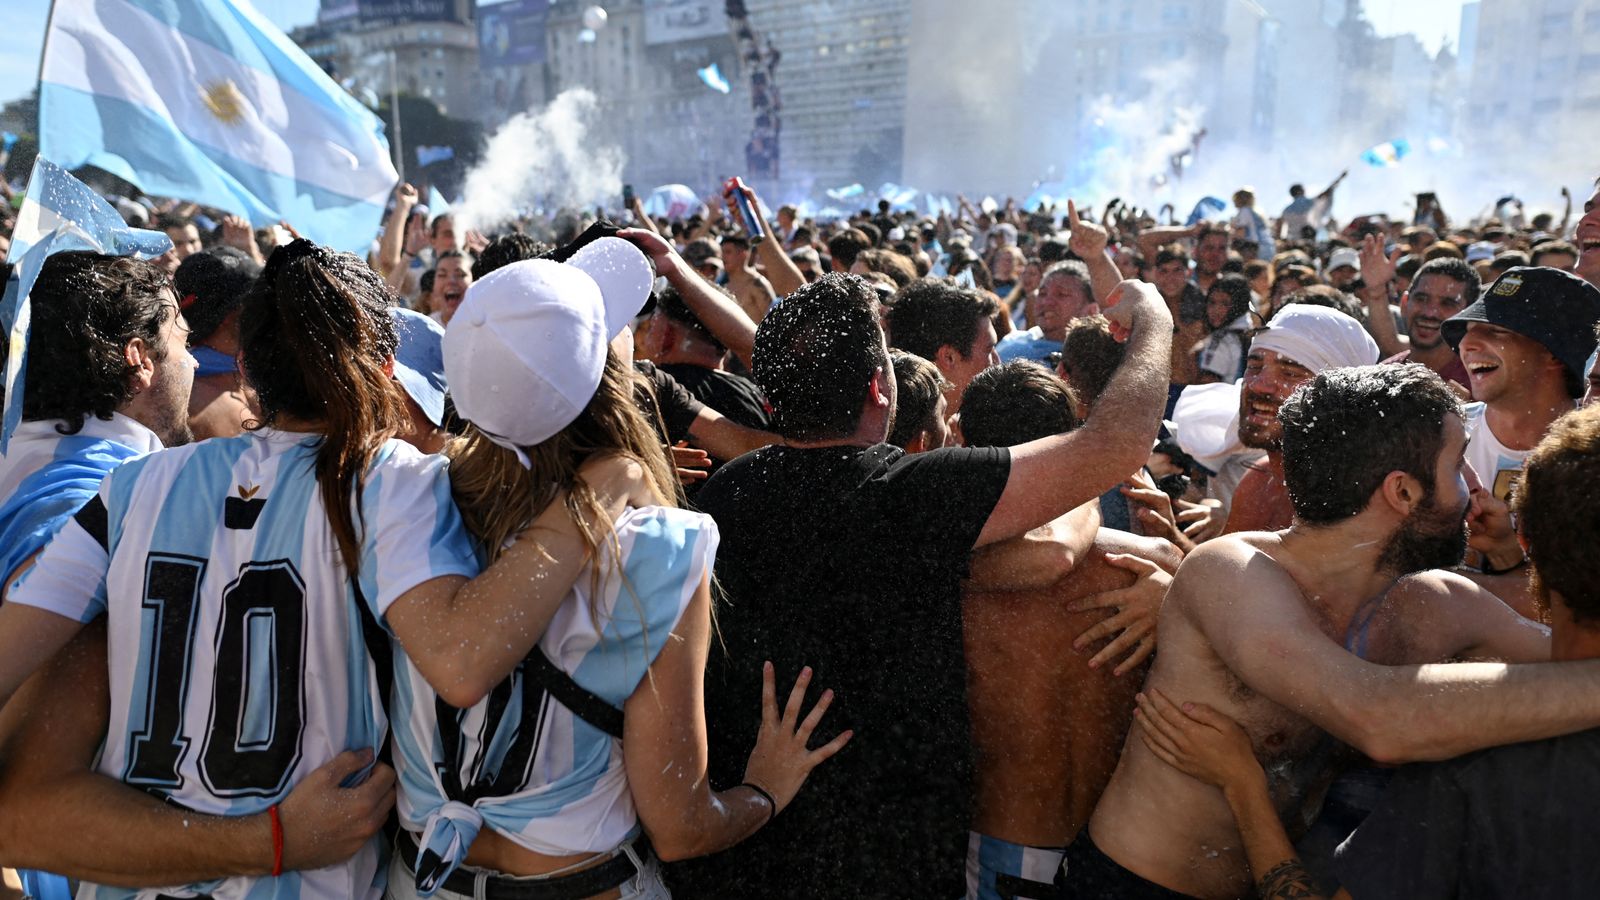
[[447, 349, 681, 600], [238, 240, 408, 576]]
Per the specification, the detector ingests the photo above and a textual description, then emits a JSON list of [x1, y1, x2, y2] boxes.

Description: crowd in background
[[0, 167, 1599, 900]]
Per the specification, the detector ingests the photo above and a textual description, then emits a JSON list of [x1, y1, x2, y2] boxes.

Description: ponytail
[[238, 240, 407, 576]]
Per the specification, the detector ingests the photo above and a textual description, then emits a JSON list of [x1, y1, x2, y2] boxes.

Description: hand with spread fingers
[[741, 662, 854, 816], [1133, 688, 1261, 792], [1067, 552, 1170, 675]]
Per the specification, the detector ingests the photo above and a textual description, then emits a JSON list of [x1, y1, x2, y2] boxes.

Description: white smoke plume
[[454, 89, 625, 233]]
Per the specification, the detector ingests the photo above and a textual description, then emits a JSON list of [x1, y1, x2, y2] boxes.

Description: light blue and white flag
[[2, 158, 172, 452], [1361, 139, 1411, 168], [416, 145, 456, 168], [427, 185, 452, 219], [1185, 195, 1228, 226], [38, 0, 398, 254], [697, 62, 732, 94]]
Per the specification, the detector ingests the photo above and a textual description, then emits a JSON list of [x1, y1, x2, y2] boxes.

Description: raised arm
[[977, 280, 1172, 546], [1187, 539, 1600, 764], [1067, 199, 1124, 305], [377, 183, 417, 279], [623, 574, 849, 860], [1354, 233, 1406, 357], [384, 454, 654, 707], [620, 228, 759, 370], [0, 621, 391, 884], [1137, 224, 1196, 260], [728, 182, 806, 298]]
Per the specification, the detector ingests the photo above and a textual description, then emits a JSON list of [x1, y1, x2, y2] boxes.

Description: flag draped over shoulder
[[38, 0, 398, 253], [1, 158, 172, 452]]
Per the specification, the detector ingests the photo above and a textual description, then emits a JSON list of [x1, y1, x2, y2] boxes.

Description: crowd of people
[[0, 167, 1598, 900]]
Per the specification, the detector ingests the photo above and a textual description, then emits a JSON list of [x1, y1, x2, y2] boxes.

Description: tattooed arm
[[1133, 689, 1352, 900]]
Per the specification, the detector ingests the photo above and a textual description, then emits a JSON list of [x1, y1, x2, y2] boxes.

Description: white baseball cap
[[1327, 247, 1361, 273], [442, 237, 653, 464]]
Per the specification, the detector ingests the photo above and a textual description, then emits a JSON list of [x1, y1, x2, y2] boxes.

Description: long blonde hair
[[446, 350, 682, 601]]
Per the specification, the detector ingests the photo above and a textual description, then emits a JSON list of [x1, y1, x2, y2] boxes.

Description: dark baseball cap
[[1442, 266, 1600, 389]]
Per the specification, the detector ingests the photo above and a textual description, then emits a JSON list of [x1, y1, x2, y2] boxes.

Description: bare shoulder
[[1174, 532, 1282, 579], [1388, 569, 1550, 662], [1386, 568, 1494, 604], [1169, 533, 1303, 623]]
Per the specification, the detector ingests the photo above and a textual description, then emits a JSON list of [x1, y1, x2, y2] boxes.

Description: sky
[[1, 0, 1470, 107]]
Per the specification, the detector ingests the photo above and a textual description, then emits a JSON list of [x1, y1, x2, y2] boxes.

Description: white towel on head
[[1251, 305, 1380, 375]]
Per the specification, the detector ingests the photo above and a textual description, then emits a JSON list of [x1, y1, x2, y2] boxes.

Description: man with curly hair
[[0, 251, 196, 595]]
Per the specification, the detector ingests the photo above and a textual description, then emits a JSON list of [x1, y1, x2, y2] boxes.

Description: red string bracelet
[[268, 804, 284, 877]]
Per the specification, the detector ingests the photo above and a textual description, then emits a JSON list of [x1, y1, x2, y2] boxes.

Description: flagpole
[[389, 49, 405, 183]]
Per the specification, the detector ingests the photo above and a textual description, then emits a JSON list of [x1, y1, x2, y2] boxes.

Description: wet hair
[[655, 282, 726, 353], [15, 252, 176, 434], [827, 228, 872, 270], [1279, 365, 1462, 525], [1410, 257, 1482, 306], [1059, 315, 1124, 406], [885, 277, 998, 362], [1516, 405, 1600, 623], [753, 273, 887, 442], [960, 360, 1079, 447], [239, 240, 408, 575], [473, 233, 551, 279], [887, 350, 949, 450], [174, 247, 260, 344]]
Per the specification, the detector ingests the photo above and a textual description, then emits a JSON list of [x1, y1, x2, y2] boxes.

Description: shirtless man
[[720, 234, 777, 324], [957, 361, 1180, 900], [1071, 365, 1570, 899], [1222, 305, 1379, 534]]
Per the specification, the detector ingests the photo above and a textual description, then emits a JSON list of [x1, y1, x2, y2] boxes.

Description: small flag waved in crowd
[[698, 62, 732, 94], [38, 0, 398, 253], [1, 158, 172, 452], [1361, 138, 1411, 168]]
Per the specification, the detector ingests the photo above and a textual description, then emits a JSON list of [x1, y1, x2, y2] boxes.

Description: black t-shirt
[[632, 360, 704, 446], [668, 443, 1011, 899], [1334, 727, 1600, 898], [658, 363, 772, 433]]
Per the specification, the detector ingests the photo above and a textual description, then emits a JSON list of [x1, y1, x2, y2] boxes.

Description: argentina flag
[[2, 157, 172, 452], [37, 0, 398, 254]]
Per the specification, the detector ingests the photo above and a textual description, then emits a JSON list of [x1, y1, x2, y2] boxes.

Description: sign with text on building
[[644, 0, 725, 45], [320, 0, 454, 23], [479, 0, 549, 67]]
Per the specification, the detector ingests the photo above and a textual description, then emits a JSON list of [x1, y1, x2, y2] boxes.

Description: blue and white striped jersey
[[390, 506, 715, 879], [10, 429, 479, 900], [0, 413, 161, 586]]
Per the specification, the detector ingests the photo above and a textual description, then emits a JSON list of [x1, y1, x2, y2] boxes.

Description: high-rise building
[[537, 0, 750, 195], [1465, 0, 1600, 168], [292, 0, 485, 123]]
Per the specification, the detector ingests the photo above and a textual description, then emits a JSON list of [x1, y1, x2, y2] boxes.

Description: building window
[[1531, 98, 1561, 114], [1586, 10, 1600, 31]]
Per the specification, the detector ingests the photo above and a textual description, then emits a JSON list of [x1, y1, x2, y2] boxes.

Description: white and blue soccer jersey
[[390, 506, 716, 883], [0, 413, 161, 587], [9, 430, 478, 900], [1462, 401, 1547, 501]]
